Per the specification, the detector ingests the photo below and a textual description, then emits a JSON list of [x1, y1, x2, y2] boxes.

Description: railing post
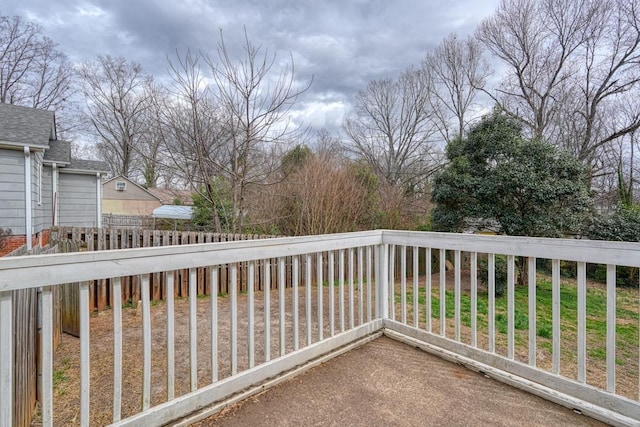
[[0, 291, 12, 426], [376, 243, 389, 320], [41, 286, 54, 427]]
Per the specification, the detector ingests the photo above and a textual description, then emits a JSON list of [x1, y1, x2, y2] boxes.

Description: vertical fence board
[[48, 228, 279, 312], [12, 288, 37, 427]]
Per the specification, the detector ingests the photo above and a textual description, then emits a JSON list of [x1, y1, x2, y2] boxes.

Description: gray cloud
[[2, 0, 500, 133]]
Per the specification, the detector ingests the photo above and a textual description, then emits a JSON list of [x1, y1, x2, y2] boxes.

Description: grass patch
[[537, 323, 552, 339], [53, 356, 72, 396], [322, 280, 340, 287], [394, 273, 639, 396]]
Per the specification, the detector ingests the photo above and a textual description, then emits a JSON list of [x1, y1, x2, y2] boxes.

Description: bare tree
[[313, 128, 345, 157], [424, 33, 491, 142], [570, 0, 640, 166], [477, 0, 598, 140], [138, 83, 170, 188], [161, 49, 227, 231], [478, 0, 640, 180], [0, 14, 75, 129], [594, 97, 640, 208], [77, 55, 153, 178], [343, 66, 439, 188], [206, 30, 311, 233]]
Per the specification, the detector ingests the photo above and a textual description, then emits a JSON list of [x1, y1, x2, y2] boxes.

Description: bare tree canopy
[[207, 30, 311, 232], [478, 0, 640, 176], [424, 33, 491, 142], [77, 55, 154, 178], [343, 66, 439, 188], [161, 49, 228, 231], [161, 31, 311, 233], [0, 14, 75, 130]]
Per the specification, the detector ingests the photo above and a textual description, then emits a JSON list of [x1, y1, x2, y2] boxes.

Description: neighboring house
[[0, 103, 108, 255], [102, 176, 195, 217], [102, 175, 162, 216]]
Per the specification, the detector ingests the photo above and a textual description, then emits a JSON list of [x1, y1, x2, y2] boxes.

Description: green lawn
[[395, 275, 640, 398]]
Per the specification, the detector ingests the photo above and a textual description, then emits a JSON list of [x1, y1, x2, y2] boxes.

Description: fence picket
[[48, 227, 279, 313]]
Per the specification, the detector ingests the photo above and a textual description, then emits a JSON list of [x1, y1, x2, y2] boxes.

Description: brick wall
[[1, 235, 26, 256], [40, 229, 50, 247], [0, 230, 50, 257]]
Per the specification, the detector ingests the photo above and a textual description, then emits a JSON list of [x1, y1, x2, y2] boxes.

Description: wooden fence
[[51, 226, 277, 250], [50, 227, 449, 314], [7, 244, 60, 427], [101, 214, 154, 229], [50, 227, 284, 312], [101, 214, 210, 230]]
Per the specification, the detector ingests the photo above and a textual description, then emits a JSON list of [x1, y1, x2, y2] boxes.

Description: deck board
[[193, 336, 605, 426]]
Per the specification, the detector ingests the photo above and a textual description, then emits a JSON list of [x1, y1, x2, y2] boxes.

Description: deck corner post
[[375, 243, 389, 320]]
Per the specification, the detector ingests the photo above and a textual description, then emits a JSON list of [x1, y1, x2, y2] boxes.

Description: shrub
[[587, 206, 640, 242], [586, 207, 640, 287], [536, 259, 577, 279], [478, 254, 508, 297]]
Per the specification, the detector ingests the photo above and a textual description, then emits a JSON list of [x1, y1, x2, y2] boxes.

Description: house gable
[[102, 175, 162, 216], [103, 176, 161, 202]]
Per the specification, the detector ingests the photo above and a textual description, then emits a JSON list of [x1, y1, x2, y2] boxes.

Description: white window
[[115, 181, 126, 191]]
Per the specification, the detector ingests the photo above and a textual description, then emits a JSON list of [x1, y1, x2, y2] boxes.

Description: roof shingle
[[68, 158, 109, 173], [43, 140, 71, 164], [0, 103, 55, 146]]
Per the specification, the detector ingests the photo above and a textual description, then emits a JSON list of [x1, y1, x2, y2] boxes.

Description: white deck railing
[[0, 230, 639, 426]]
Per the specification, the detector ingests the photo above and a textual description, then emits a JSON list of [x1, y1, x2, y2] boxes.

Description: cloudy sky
[[2, 0, 500, 133]]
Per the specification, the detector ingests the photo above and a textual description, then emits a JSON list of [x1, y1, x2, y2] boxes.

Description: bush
[[478, 254, 508, 297], [586, 207, 640, 287], [587, 206, 640, 242], [536, 259, 577, 279]]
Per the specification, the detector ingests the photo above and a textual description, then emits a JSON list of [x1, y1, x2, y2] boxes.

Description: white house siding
[[0, 148, 26, 234], [58, 173, 98, 227]]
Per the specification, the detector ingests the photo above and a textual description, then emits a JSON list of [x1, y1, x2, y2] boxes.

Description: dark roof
[[44, 140, 107, 173], [67, 158, 109, 173], [0, 103, 55, 146], [43, 140, 71, 164], [0, 103, 108, 174]]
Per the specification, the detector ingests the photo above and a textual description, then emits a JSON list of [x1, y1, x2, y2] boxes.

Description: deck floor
[[191, 336, 605, 426]]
